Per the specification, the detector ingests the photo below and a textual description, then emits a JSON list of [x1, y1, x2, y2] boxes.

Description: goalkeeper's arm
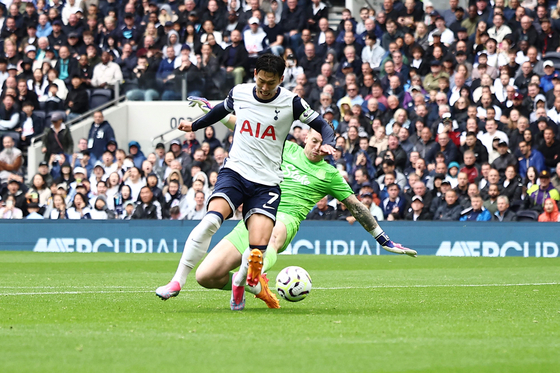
[[341, 194, 417, 257]]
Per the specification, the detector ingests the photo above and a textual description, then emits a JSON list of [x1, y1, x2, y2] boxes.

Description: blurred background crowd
[[0, 0, 559, 222]]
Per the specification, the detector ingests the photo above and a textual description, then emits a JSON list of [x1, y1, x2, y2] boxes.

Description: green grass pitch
[[1, 252, 559, 373]]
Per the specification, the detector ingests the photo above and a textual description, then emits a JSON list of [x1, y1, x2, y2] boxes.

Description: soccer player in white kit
[[155, 54, 336, 310]]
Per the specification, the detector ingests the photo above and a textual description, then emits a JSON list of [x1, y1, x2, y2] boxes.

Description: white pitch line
[[0, 282, 558, 296], [313, 282, 560, 290]]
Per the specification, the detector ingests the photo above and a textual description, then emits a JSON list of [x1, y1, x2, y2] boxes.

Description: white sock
[[246, 283, 261, 295], [171, 213, 222, 287], [233, 248, 251, 287]]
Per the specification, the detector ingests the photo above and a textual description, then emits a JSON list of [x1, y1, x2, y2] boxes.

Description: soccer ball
[[275, 266, 312, 302]]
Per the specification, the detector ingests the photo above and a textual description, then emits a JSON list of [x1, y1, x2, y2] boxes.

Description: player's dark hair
[[255, 54, 285, 79]]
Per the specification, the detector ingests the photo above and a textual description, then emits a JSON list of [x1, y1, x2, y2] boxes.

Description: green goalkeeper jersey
[[278, 141, 354, 221]]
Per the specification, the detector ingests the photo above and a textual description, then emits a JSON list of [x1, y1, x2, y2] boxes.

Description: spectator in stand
[[48, 193, 68, 219], [67, 192, 92, 219], [91, 51, 123, 89], [434, 189, 462, 221], [281, 0, 305, 51], [162, 179, 187, 219], [404, 195, 432, 221], [244, 17, 268, 67], [166, 45, 204, 100], [26, 202, 44, 219], [221, 29, 248, 87], [518, 140, 546, 179], [16, 78, 39, 110], [131, 186, 162, 219], [123, 166, 146, 202], [492, 196, 517, 221], [2, 179, 28, 216], [538, 198, 560, 222], [0, 136, 22, 184], [185, 190, 207, 220], [157, 45, 178, 90], [42, 112, 73, 162], [538, 128, 560, 171], [89, 195, 115, 220], [42, 82, 65, 115], [307, 196, 336, 220], [126, 55, 159, 101], [54, 46, 78, 86], [459, 150, 478, 184], [0, 194, 23, 219], [381, 183, 406, 219], [65, 74, 89, 120], [460, 194, 491, 221], [483, 184, 500, 214], [527, 170, 560, 210], [0, 95, 20, 142], [423, 60, 448, 92], [501, 165, 523, 203], [426, 132, 459, 166], [357, 192, 384, 222], [492, 140, 517, 177], [128, 141, 147, 169], [87, 111, 115, 163], [26, 173, 51, 207]]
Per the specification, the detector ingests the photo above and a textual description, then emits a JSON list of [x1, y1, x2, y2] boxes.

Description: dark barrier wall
[[0, 221, 558, 257]]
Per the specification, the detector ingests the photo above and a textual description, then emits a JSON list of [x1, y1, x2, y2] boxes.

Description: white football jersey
[[223, 83, 319, 186]]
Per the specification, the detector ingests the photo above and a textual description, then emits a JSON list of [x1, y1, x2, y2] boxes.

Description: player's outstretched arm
[[187, 96, 236, 130], [341, 194, 417, 257]]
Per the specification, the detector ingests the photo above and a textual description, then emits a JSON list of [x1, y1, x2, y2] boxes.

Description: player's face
[[254, 70, 283, 99], [304, 129, 325, 163]]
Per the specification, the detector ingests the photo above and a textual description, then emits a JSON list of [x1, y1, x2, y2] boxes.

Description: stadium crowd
[[0, 0, 559, 222]]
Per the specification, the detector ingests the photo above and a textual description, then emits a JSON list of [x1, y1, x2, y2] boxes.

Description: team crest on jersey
[[315, 169, 326, 180], [274, 108, 280, 120]]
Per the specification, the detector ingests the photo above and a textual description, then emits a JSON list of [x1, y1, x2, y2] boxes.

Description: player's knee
[[195, 267, 212, 288]]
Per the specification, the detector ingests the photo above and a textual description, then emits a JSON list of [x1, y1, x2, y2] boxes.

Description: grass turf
[[0, 253, 559, 373]]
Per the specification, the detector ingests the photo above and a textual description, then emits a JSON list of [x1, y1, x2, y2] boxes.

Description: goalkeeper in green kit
[[184, 98, 416, 310]]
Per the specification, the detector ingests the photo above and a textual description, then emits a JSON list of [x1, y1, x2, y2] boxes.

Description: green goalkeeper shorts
[[224, 211, 300, 255]]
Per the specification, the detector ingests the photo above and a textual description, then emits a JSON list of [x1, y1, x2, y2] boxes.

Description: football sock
[[262, 248, 277, 273], [232, 248, 251, 287], [246, 282, 261, 295], [171, 212, 223, 287], [370, 226, 394, 248], [223, 271, 261, 294]]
